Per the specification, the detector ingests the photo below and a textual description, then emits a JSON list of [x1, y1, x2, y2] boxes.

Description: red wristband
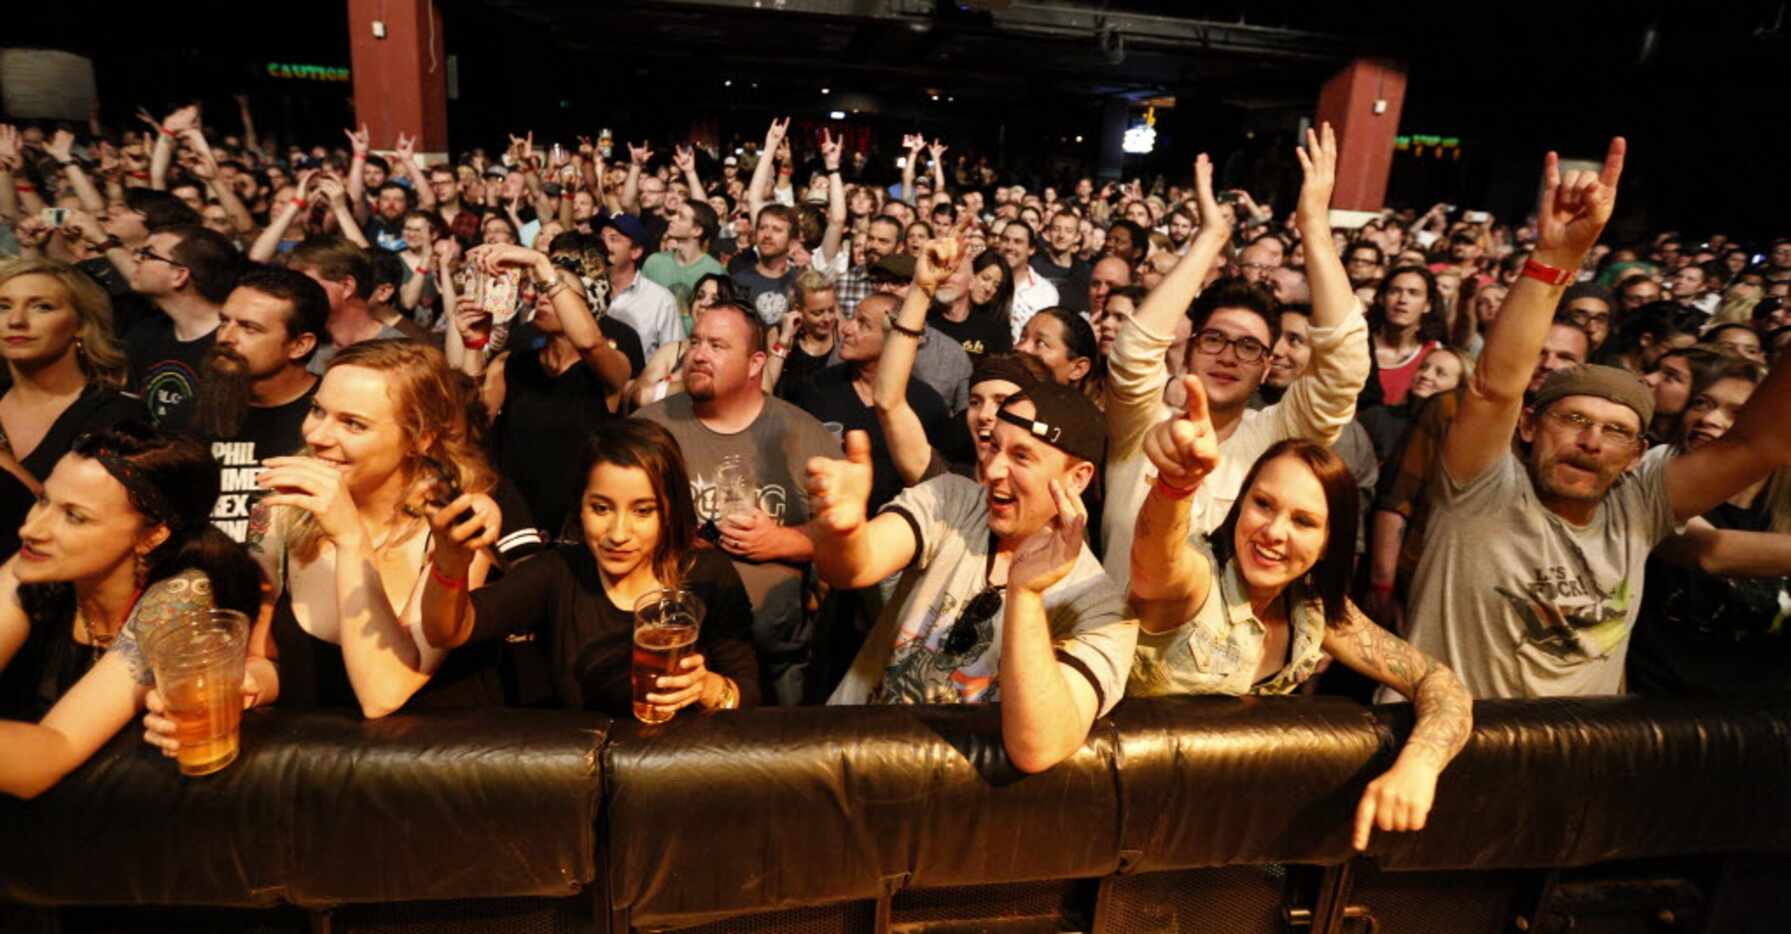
[[13, 183, 32, 193], [1153, 476, 1197, 500], [465, 335, 489, 350], [1369, 581, 1395, 594], [428, 562, 467, 590], [290, 198, 306, 210], [1521, 257, 1574, 287], [160, 125, 177, 138], [416, 265, 430, 277]]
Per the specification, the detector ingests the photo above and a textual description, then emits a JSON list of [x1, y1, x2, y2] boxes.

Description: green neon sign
[[266, 63, 351, 82]]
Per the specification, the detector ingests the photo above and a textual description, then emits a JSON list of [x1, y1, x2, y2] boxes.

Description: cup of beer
[[631, 588, 705, 725], [143, 608, 250, 776]]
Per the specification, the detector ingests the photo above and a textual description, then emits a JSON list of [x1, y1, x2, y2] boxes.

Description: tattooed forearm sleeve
[[1327, 599, 1472, 772]]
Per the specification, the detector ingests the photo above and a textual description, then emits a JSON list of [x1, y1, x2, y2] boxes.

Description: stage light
[[830, 111, 846, 120]]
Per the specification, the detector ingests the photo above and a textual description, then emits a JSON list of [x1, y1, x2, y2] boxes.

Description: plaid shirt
[[836, 264, 875, 318], [1374, 388, 1462, 581]]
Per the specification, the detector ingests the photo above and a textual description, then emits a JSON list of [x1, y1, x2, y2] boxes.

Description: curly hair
[[286, 339, 496, 564]]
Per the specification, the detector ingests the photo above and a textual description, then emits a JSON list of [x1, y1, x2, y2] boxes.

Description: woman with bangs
[[1126, 374, 1473, 851]]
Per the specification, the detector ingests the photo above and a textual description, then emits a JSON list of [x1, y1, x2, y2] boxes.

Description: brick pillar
[[347, 0, 449, 159], [1315, 58, 1406, 212]]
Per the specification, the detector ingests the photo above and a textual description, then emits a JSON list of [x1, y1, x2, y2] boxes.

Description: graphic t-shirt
[[634, 392, 841, 704], [928, 309, 1014, 363], [209, 385, 317, 542], [126, 317, 215, 432], [642, 250, 725, 318], [1392, 445, 1681, 699], [828, 474, 1136, 716], [727, 253, 797, 326]]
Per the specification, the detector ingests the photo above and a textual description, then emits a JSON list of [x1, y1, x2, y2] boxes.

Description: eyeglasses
[[1543, 409, 1642, 446], [944, 585, 1005, 655], [1237, 261, 1276, 274], [132, 246, 185, 268], [1192, 329, 1269, 363], [1564, 309, 1611, 327]]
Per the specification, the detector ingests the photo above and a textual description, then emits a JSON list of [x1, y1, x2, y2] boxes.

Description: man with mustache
[[193, 266, 327, 543], [1392, 139, 1791, 699]]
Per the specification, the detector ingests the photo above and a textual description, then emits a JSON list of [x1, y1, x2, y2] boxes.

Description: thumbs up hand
[[806, 430, 875, 535]]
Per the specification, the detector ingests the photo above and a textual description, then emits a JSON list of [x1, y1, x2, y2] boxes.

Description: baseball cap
[[482, 164, 510, 180], [996, 382, 1106, 466], [1530, 364, 1654, 430], [600, 212, 651, 247], [723, 156, 738, 167], [870, 253, 915, 281]]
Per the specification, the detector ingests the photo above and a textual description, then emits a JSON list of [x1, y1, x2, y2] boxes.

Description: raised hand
[[161, 104, 201, 135], [257, 456, 368, 549], [44, 129, 75, 164], [134, 107, 163, 135], [433, 237, 462, 266], [903, 133, 925, 154], [1293, 121, 1338, 227], [345, 123, 370, 155], [0, 124, 20, 171], [764, 116, 791, 151], [466, 242, 546, 276], [423, 491, 502, 579], [1191, 152, 1226, 236], [576, 135, 595, 158], [806, 430, 874, 536], [627, 141, 654, 166], [1535, 137, 1626, 261], [819, 130, 842, 172], [394, 132, 417, 165], [1143, 375, 1221, 493], [1009, 479, 1087, 595], [914, 224, 968, 295], [314, 175, 348, 205], [927, 138, 948, 163], [452, 297, 495, 347], [12, 215, 52, 249], [672, 144, 695, 173], [189, 149, 220, 181]]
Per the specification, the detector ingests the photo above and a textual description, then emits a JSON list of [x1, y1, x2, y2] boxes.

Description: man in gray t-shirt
[[636, 304, 839, 705], [1397, 138, 1791, 699]]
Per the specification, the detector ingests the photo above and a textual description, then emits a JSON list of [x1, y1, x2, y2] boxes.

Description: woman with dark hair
[[1016, 306, 1105, 406], [1366, 264, 1447, 406], [0, 425, 262, 797], [419, 419, 759, 717], [1127, 376, 1472, 850], [926, 248, 1014, 363]]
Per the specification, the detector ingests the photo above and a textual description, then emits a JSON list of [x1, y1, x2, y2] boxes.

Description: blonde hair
[[287, 339, 496, 563], [0, 258, 129, 389]]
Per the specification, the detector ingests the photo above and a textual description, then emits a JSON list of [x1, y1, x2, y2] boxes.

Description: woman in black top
[[0, 426, 261, 797], [0, 260, 143, 559], [927, 249, 1015, 362], [422, 419, 759, 718], [456, 243, 636, 539]]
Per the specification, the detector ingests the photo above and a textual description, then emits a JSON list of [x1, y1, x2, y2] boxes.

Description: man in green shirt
[[642, 200, 725, 330]]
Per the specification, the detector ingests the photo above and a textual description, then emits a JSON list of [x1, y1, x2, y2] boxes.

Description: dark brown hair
[[1210, 439, 1358, 628], [574, 420, 698, 588]]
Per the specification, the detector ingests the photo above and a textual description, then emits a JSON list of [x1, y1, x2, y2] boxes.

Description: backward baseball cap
[[995, 381, 1106, 466], [1530, 363, 1655, 430]]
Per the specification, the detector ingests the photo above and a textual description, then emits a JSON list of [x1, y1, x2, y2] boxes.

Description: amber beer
[[144, 608, 250, 776], [631, 589, 705, 724]]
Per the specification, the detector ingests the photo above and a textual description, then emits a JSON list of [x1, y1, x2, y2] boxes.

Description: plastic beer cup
[[144, 608, 250, 776], [631, 589, 705, 724]]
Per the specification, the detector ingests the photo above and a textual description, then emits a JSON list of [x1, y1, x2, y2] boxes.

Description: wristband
[[889, 321, 925, 339], [465, 335, 490, 350], [290, 197, 307, 210], [1369, 581, 1395, 594], [14, 183, 32, 193], [770, 342, 787, 355], [416, 265, 430, 277], [1521, 257, 1574, 287], [1153, 476, 1197, 500], [160, 125, 177, 138], [428, 562, 467, 590]]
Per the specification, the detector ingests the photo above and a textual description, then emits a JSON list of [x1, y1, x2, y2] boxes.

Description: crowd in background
[[2, 99, 1789, 850]]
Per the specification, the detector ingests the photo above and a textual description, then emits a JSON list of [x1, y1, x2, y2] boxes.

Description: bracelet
[[416, 265, 430, 277], [1521, 257, 1574, 287], [290, 198, 306, 210], [1153, 476, 1197, 499], [160, 125, 177, 138], [428, 562, 467, 590], [889, 321, 925, 339], [1368, 582, 1395, 594]]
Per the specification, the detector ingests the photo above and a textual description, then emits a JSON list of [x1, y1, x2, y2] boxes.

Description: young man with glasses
[[1102, 129, 1369, 589], [1393, 139, 1791, 700], [122, 225, 241, 431]]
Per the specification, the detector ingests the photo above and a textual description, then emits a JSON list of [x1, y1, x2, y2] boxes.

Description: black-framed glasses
[[944, 585, 1005, 656], [1192, 329, 1269, 363], [132, 246, 185, 268]]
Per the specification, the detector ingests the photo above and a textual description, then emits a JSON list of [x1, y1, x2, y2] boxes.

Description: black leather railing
[[3, 696, 1788, 932]]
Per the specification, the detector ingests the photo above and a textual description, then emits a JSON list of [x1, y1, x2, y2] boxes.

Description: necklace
[[75, 585, 144, 650]]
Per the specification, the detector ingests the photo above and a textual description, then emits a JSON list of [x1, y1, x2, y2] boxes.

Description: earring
[[73, 336, 87, 365]]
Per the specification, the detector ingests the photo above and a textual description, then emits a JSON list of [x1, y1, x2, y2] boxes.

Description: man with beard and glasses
[[635, 303, 840, 704], [195, 265, 327, 542], [1391, 139, 1791, 700], [122, 225, 241, 432]]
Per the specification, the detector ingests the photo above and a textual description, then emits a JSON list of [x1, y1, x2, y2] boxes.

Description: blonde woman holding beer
[[420, 419, 759, 718], [0, 426, 262, 798], [167, 339, 503, 725]]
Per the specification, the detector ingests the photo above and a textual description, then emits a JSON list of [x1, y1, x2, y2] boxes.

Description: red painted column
[[1315, 58, 1407, 212], [347, 0, 449, 157]]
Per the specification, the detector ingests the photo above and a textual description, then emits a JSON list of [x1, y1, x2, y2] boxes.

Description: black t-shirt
[[17, 383, 144, 483], [468, 545, 760, 716], [125, 316, 216, 432], [1031, 253, 1091, 315], [76, 257, 154, 338], [928, 309, 1013, 362], [773, 339, 834, 400], [787, 364, 950, 516], [598, 317, 647, 376], [366, 215, 408, 253], [498, 328, 621, 541], [208, 383, 317, 543], [727, 251, 797, 326]]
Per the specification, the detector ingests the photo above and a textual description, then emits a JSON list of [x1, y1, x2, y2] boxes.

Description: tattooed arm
[[1322, 598, 1473, 850], [1, 571, 213, 798]]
